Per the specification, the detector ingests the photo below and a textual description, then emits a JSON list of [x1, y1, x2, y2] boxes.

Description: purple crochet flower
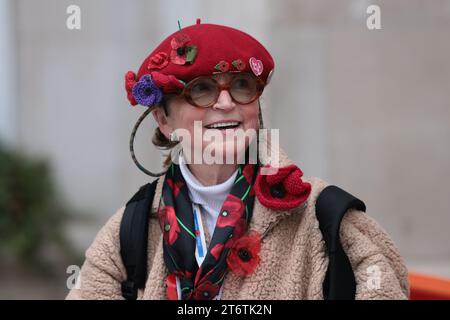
[[132, 74, 163, 107]]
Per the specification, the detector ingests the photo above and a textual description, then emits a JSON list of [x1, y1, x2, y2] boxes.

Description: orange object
[[409, 272, 450, 300]]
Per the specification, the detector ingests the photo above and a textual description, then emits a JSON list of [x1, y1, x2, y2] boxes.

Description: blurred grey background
[[1, 0, 449, 298]]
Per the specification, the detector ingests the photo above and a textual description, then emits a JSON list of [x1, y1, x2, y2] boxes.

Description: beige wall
[[6, 0, 450, 276]]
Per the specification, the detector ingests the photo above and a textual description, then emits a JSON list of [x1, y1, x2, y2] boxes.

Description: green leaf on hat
[[186, 46, 197, 64]]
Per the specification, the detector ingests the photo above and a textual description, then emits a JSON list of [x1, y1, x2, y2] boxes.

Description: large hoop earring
[[129, 107, 167, 177], [257, 99, 265, 130], [256, 99, 264, 166]]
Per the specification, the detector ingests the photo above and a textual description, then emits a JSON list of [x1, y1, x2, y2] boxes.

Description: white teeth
[[206, 121, 240, 129]]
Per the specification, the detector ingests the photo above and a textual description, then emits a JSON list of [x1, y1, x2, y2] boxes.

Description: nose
[[212, 89, 236, 111]]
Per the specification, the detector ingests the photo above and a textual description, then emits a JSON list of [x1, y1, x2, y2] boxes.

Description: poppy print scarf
[[157, 162, 258, 300]]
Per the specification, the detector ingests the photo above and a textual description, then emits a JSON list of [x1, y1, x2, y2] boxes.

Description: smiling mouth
[[204, 121, 241, 130]]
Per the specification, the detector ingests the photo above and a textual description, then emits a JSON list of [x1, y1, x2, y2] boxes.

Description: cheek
[[241, 104, 260, 129], [170, 106, 208, 147], [171, 106, 205, 130]]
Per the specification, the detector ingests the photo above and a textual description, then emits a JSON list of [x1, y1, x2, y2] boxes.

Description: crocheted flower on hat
[[254, 164, 311, 211], [131, 74, 163, 107], [150, 71, 185, 94], [124, 71, 138, 106], [226, 230, 261, 277], [147, 52, 169, 70]]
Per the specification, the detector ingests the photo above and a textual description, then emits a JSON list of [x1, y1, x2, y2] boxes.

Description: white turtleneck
[[178, 154, 238, 236]]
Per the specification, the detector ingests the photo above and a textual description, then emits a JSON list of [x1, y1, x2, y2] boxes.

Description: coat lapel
[[250, 137, 309, 239]]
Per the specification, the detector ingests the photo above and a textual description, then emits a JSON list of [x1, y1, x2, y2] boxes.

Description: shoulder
[[304, 176, 409, 298], [339, 209, 409, 298], [85, 206, 126, 262], [89, 176, 165, 251], [303, 175, 406, 275], [66, 206, 127, 300]]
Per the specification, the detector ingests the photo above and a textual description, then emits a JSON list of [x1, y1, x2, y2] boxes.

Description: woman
[[66, 20, 409, 300]]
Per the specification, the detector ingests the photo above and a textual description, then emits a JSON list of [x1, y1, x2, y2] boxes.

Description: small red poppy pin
[[215, 60, 230, 73], [226, 230, 261, 277], [232, 59, 246, 71], [170, 33, 197, 65]]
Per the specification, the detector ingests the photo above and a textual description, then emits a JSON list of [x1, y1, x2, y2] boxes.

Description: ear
[[152, 107, 173, 139]]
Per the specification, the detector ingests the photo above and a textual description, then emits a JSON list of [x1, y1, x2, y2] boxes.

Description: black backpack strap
[[316, 185, 366, 300], [119, 179, 158, 300]]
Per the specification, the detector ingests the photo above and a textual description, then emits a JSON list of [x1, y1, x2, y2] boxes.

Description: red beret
[[125, 20, 275, 107]]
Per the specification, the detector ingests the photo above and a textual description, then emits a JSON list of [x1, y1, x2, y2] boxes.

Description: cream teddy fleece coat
[[66, 147, 409, 300]]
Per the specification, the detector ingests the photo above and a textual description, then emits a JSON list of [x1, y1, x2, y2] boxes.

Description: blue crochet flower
[[132, 74, 163, 107]]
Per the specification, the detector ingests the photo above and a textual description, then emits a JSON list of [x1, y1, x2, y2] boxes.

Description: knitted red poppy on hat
[[125, 19, 275, 107], [147, 52, 169, 70], [150, 71, 185, 93], [254, 164, 311, 211], [124, 71, 138, 106]]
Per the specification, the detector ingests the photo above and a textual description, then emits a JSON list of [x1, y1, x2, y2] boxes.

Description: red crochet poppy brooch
[[254, 164, 312, 211]]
